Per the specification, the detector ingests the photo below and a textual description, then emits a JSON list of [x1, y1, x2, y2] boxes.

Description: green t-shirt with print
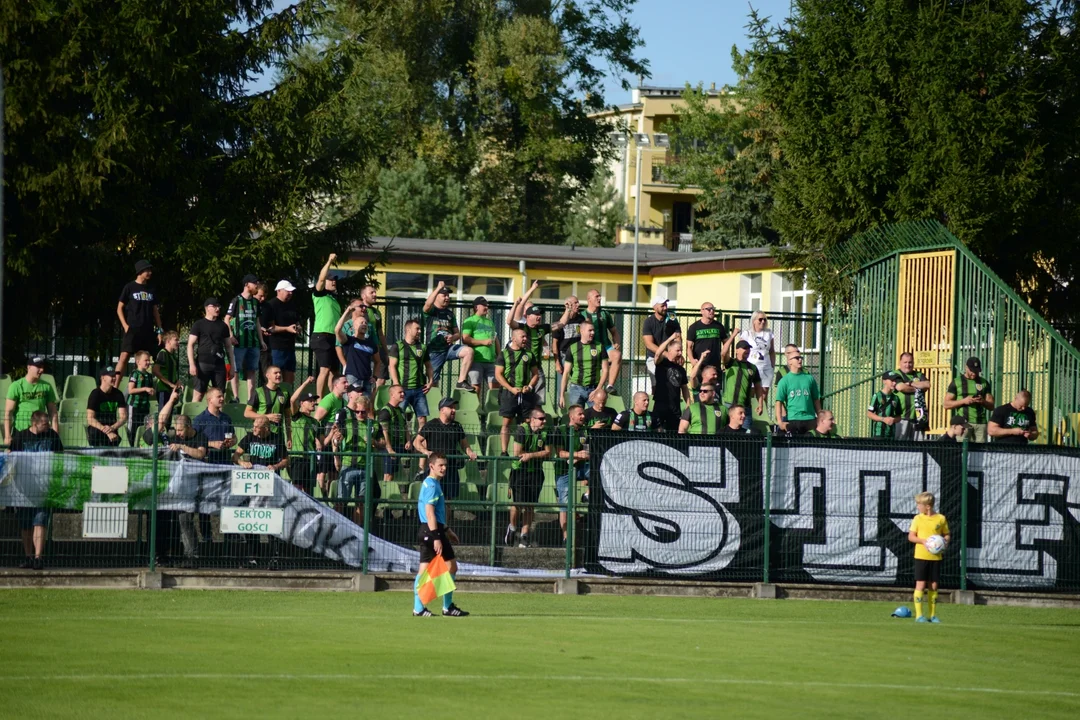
[[462, 313, 497, 363], [6, 378, 58, 431]]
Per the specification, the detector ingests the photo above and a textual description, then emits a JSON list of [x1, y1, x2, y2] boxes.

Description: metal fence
[[3, 418, 1078, 593]]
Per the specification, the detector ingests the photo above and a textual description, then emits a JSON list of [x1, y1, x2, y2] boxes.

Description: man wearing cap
[[939, 414, 972, 443], [224, 274, 267, 403], [188, 298, 234, 402], [723, 341, 764, 430], [553, 295, 586, 396], [312, 253, 343, 398], [4, 357, 59, 446], [944, 357, 994, 442], [508, 280, 570, 404], [894, 352, 931, 441], [461, 296, 499, 395], [414, 398, 478, 513], [115, 259, 164, 377], [582, 289, 623, 394], [867, 372, 903, 439], [262, 280, 302, 386], [86, 368, 128, 447], [774, 352, 821, 436], [989, 389, 1039, 445], [287, 377, 322, 491], [422, 280, 474, 392], [642, 297, 682, 386], [686, 301, 731, 378]]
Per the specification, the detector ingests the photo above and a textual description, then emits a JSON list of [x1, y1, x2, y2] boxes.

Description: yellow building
[[591, 85, 732, 250]]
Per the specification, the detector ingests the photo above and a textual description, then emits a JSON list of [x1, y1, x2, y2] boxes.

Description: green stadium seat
[[481, 391, 501, 414], [450, 389, 481, 412], [484, 433, 506, 458], [425, 386, 443, 410], [228, 383, 250, 405], [379, 481, 402, 502], [538, 479, 558, 507], [63, 374, 98, 401], [373, 385, 390, 410], [181, 401, 207, 419], [407, 481, 422, 502], [222, 403, 249, 431], [58, 398, 86, 426], [456, 483, 481, 502], [486, 481, 511, 504], [606, 395, 626, 413], [0, 377, 10, 403], [454, 409, 483, 434], [40, 374, 58, 394]]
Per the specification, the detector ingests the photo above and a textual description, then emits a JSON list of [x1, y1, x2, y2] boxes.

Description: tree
[[329, 1, 648, 246], [666, 51, 782, 250], [370, 159, 488, 241], [563, 174, 624, 248], [746, 0, 1080, 318], [1, 0, 381, 366]]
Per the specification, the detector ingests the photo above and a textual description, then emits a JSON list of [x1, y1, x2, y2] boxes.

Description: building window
[[741, 273, 762, 311], [432, 274, 458, 294], [537, 280, 574, 301], [462, 276, 509, 297], [604, 283, 651, 304], [385, 272, 429, 294], [781, 273, 821, 350], [657, 281, 678, 302]]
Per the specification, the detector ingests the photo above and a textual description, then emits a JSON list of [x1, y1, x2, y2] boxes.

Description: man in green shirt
[[332, 393, 379, 525], [4, 357, 59, 445], [678, 384, 729, 435], [867, 372, 903, 438], [461, 296, 499, 394], [311, 253, 343, 398], [723, 341, 764, 430], [582, 288, 622, 394], [559, 321, 608, 410], [774, 352, 821, 435], [895, 352, 931, 441], [224, 273, 267, 403], [387, 318, 434, 429], [809, 409, 839, 438], [359, 284, 389, 391], [422, 281, 474, 392], [313, 375, 349, 425], [495, 327, 540, 454], [944, 356, 994, 443], [506, 408, 551, 548]]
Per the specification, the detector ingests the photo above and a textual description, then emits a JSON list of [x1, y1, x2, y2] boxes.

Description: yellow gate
[[896, 251, 956, 435]]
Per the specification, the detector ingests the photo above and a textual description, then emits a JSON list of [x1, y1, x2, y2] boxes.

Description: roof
[[355, 236, 776, 272]]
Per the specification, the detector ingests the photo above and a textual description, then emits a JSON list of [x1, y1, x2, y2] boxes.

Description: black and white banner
[[587, 434, 1080, 591]]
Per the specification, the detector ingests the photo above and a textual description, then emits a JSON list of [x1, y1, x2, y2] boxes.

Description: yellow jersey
[[910, 512, 950, 561]]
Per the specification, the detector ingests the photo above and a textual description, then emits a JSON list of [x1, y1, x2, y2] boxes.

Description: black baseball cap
[[300, 392, 319, 403], [735, 340, 752, 350], [27, 356, 46, 369], [99, 366, 115, 377], [526, 306, 543, 317], [949, 414, 972, 429], [242, 273, 259, 286], [204, 297, 221, 307], [134, 259, 153, 274], [439, 397, 459, 409], [346, 383, 366, 395], [882, 371, 900, 382], [966, 356, 982, 373], [473, 296, 489, 307], [437, 286, 452, 296]]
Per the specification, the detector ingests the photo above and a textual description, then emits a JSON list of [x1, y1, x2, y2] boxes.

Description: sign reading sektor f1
[[587, 434, 1080, 591]]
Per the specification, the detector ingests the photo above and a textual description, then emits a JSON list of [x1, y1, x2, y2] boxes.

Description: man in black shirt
[[651, 333, 690, 433], [989, 390, 1039, 445], [938, 414, 971, 443], [115, 259, 163, 377], [187, 298, 234, 402], [508, 280, 571, 404], [262, 280, 302, 386], [10, 410, 63, 569], [414, 398, 478, 505], [686, 302, 730, 374], [642, 297, 682, 386], [719, 405, 750, 434], [584, 388, 618, 430], [235, 416, 290, 472], [86, 368, 128, 447]]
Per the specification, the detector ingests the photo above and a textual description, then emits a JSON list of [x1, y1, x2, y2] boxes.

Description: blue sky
[[254, 0, 794, 101], [600, 0, 793, 102]]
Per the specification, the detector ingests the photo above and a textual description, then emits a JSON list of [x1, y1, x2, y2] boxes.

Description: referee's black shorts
[[418, 524, 456, 564], [913, 558, 942, 584]]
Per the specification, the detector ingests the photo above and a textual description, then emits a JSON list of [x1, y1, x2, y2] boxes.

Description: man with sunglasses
[[686, 302, 731, 375], [774, 351, 821, 435], [678, 383, 728, 435]]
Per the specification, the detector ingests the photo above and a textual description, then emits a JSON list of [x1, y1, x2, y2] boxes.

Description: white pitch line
[[0, 673, 1075, 699], [10, 614, 1080, 631]]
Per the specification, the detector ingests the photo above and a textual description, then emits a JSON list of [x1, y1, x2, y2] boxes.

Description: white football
[[925, 534, 946, 555]]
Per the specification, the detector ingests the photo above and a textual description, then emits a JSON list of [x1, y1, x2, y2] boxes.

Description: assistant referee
[[414, 453, 470, 617]]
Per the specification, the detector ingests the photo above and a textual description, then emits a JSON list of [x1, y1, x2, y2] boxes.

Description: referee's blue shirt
[[417, 477, 446, 525]]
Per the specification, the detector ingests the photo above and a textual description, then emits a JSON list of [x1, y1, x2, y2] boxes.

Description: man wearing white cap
[[642, 297, 682, 386], [262, 280, 302, 386]]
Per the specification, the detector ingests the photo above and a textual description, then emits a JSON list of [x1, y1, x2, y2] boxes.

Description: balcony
[[650, 154, 688, 184]]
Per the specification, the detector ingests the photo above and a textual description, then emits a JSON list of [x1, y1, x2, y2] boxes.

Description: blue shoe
[[916, 616, 929, 623], [929, 616, 941, 623]]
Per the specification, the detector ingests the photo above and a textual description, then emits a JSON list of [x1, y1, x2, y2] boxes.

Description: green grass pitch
[[1, 590, 1078, 718]]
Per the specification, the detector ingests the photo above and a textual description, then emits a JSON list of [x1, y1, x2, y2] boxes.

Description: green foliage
[[0, 0, 380, 361], [746, 0, 1080, 318], [332, 0, 647, 246], [563, 173, 624, 248], [666, 52, 782, 250]]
